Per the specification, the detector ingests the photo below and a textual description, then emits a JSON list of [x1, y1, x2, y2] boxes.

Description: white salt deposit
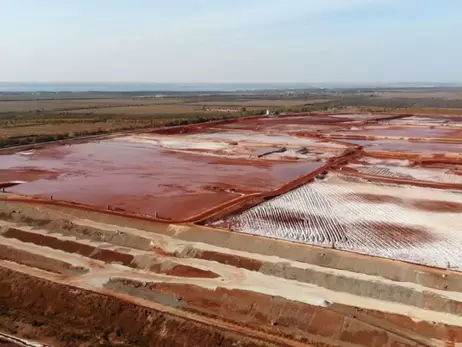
[[362, 157, 412, 166], [216, 173, 462, 271], [350, 163, 462, 184], [113, 135, 230, 151], [188, 131, 319, 147], [18, 150, 36, 156]]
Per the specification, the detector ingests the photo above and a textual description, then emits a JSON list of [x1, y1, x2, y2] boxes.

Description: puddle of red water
[[341, 126, 462, 139], [0, 138, 322, 220], [0, 169, 60, 182], [215, 116, 349, 132], [341, 139, 462, 154]]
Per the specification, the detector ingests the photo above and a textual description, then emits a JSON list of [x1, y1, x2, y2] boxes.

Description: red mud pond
[[214, 116, 350, 132], [0, 137, 323, 220], [335, 126, 462, 139], [335, 139, 462, 155]]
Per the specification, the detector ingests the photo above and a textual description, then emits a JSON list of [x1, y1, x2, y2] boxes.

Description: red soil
[[2, 228, 135, 267], [0, 244, 86, 275], [193, 250, 263, 272], [166, 265, 219, 278], [0, 268, 280, 347], [131, 281, 459, 346]]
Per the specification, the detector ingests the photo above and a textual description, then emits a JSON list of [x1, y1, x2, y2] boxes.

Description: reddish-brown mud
[[2, 112, 462, 347], [221, 115, 349, 127], [211, 116, 360, 134], [411, 199, 462, 213], [356, 222, 436, 246], [349, 193, 462, 214], [346, 170, 462, 190], [0, 169, 59, 182], [347, 193, 402, 205], [0, 139, 323, 220], [165, 265, 220, 278], [338, 126, 462, 139], [341, 138, 462, 155], [379, 114, 462, 127]]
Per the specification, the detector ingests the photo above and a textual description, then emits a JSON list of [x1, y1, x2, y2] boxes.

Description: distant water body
[[0, 83, 314, 93]]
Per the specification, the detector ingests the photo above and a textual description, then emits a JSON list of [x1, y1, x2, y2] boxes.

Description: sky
[[1, 0, 462, 84]]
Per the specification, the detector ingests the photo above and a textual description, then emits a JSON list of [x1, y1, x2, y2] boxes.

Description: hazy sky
[[1, 0, 462, 83]]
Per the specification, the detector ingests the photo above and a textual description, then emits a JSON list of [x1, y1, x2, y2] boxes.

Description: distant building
[[265, 109, 280, 117]]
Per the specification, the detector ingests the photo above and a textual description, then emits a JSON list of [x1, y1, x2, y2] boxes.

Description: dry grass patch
[[187, 99, 328, 108], [0, 98, 183, 113], [0, 121, 146, 138], [71, 104, 212, 115]]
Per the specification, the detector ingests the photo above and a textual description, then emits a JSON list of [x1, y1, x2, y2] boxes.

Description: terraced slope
[[1, 200, 462, 346]]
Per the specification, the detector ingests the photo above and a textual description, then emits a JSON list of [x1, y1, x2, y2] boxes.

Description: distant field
[[186, 99, 327, 107], [70, 104, 214, 115], [0, 121, 149, 138], [0, 97, 319, 113], [0, 98, 182, 113], [376, 91, 462, 100], [2, 89, 462, 149], [69, 100, 314, 115]]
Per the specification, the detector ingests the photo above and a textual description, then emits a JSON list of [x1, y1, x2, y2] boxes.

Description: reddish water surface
[[339, 126, 462, 139], [215, 116, 349, 132], [342, 139, 462, 154], [331, 113, 392, 120], [218, 122, 344, 133], [0, 138, 322, 220]]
